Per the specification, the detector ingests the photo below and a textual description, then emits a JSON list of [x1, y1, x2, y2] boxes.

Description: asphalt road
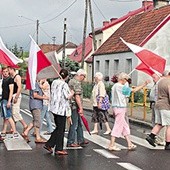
[[0, 94, 170, 170]]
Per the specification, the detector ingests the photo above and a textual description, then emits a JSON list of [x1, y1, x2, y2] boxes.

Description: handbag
[[96, 94, 110, 111]]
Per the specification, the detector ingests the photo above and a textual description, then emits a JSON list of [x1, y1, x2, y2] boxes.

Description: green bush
[[82, 82, 93, 98]]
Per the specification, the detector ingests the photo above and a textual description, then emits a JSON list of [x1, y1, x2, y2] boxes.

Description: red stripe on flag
[[136, 50, 166, 74], [36, 50, 51, 73], [0, 49, 19, 67], [26, 70, 31, 90], [136, 63, 155, 76]]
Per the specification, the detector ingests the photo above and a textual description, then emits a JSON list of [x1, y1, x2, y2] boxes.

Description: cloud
[[0, 0, 141, 50]]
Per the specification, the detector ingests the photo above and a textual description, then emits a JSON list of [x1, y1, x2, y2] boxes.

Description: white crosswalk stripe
[[20, 108, 159, 170], [3, 133, 32, 151], [117, 163, 143, 170], [21, 108, 164, 150]]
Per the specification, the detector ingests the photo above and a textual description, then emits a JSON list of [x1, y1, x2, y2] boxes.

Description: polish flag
[[121, 37, 166, 75], [135, 63, 154, 76], [0, 37, 23, 67], [26, 36, 51, 90]]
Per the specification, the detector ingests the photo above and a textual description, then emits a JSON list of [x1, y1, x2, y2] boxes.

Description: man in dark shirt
[[8, 67, 27, 132], [1, 67, 18, 138]]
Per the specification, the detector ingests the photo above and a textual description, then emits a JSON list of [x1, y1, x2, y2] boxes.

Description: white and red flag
[[26, 36, 51, 90], [0, 37, 23, 67], [121, 37, 166, 75]]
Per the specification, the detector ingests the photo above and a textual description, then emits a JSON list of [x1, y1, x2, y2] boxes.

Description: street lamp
[[18, 15, 39, 44]]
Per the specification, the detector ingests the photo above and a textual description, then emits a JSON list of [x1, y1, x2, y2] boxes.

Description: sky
[[0, 0, 142, 51]]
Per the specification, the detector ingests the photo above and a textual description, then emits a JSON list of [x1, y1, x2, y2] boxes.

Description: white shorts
[[155, 109, 170, 126]]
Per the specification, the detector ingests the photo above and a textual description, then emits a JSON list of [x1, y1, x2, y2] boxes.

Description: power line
[[41, 0, 77, 24], [39, 26, 53, 41], [92, 0, 107, 20]]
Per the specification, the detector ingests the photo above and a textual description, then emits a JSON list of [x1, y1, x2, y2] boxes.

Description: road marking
[[93, 149, 119, 158], [21, 109, 82, 150], [83, 131, 126, 150], [3, 133, 32, 151], [117, 163, 142, 170], [21, 108, 164, 150], [129, 134, 164, 150]]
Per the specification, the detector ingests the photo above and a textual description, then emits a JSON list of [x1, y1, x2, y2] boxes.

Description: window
[[96, 60, 100, 72], [114, 59, 119, 72], [105, 60, 109, 76], [126, 59, 132, 74]]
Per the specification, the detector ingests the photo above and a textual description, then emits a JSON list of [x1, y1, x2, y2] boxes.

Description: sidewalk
[[22, 89, 152, 128]]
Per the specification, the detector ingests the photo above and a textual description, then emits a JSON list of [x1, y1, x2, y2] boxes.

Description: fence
[[129, 87, 151, 121]]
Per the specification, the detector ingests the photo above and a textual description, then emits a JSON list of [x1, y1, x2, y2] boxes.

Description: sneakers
[[146, 135, 156, 147], [108, 145, 121, 151]]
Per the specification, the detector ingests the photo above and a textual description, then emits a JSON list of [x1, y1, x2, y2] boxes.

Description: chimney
[[142, 0, 153, 8], [110, 18, 117, 22], [153, 0, 169, 8], [103, 21, 109, 26]]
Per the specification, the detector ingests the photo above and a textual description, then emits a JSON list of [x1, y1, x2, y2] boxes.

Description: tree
[[59, 57, 80, 72]]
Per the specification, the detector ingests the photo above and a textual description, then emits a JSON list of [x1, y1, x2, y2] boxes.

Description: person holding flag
[[108, 72, 149, 151]]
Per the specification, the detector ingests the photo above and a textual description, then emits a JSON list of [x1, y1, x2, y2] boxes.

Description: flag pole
[[128, 68, 136, 76], [51, 65, 62, 79]]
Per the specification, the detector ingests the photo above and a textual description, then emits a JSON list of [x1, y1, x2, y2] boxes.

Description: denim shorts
[[1, 99, 12, 119]]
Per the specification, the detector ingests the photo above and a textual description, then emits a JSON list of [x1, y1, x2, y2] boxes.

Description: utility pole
[[62, 18, 67, 69], [81, 0, 88, 68], [36, 20, 39, 44], [88, 0, 97, 80]]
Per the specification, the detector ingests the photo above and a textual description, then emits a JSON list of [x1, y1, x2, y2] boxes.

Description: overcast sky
[[0, 0, 142, 51]]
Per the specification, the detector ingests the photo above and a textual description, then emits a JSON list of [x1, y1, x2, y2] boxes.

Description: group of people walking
[[2, 64, 169, 156]]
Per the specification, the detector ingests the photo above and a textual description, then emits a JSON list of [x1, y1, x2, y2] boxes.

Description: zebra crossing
[[1, 108, 165, 170]]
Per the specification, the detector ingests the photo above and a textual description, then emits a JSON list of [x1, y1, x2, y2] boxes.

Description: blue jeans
[[40, 105, 53, 133], [1, 99, 12, 119], [67, 108, 84, 145]]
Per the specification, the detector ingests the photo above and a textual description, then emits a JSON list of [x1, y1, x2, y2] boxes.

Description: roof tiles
[[94, 5, 170, 55]]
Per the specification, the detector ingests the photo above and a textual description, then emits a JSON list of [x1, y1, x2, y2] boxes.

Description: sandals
[[23, 126, 28, 133], [13, 133, 19, 138], [128, 144, 137, 151], [108, 145, 121, 151], [43, 145, 53, 153], [90, 130, 98, 135], [35, 138, 47, 144], [21, 133, 31, 143], [55, 150, 68, 155], [1, 132, 6, 138]]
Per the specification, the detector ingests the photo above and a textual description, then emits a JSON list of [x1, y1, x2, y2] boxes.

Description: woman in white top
[[108, 72, 149, 151], [91, 72, 111, 135], [44, 69, 73, 155]]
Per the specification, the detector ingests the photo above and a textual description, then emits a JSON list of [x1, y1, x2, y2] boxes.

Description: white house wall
[[57, 48, 76, 60], [102, 22, 125, 42], [94, 52, 139, 85]]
